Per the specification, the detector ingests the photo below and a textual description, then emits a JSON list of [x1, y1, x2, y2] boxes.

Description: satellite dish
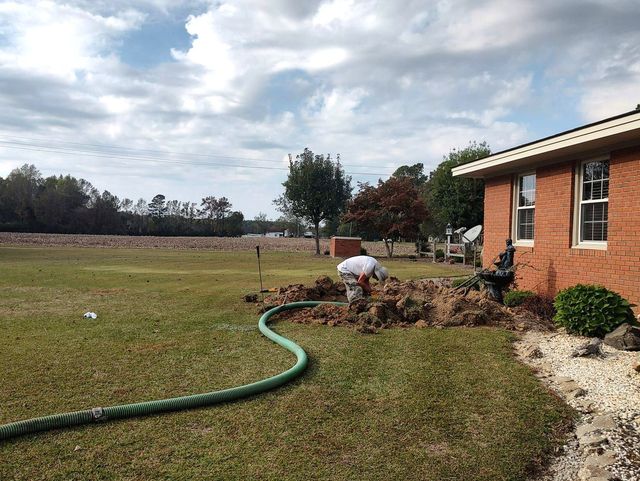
[[454, 226, 467, 235], [463, 225, 482, 243]]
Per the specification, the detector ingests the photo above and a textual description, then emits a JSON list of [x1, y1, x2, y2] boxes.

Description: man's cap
[[374, 265, 389, 283]]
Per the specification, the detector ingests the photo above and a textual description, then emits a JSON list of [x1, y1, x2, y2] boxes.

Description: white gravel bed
[[531, 332, 640, 413], [517, 331, 640, 481]]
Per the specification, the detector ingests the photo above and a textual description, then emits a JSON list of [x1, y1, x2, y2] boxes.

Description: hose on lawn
[[0, 300, 346, 441]]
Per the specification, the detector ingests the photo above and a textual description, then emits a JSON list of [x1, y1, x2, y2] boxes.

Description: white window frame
[[572, 157, 609, 250], [512, 172, 536, 246]]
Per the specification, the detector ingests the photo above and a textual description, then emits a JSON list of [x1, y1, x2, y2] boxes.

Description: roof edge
[[453, 109, 640, 178]]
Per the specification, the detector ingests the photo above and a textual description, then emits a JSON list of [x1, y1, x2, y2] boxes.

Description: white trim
[[512, 172, 536, 245], [452, 111, 640, 178], [572, 156, 609, 249]]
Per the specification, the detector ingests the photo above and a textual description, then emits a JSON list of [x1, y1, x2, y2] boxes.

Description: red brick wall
[[483, 145, 640, 307], [330, 237, 361, 258]]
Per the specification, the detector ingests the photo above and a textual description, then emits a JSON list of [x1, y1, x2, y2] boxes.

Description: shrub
[[520, 295, 556, 321], [435, 249, 444, 259], [360, 247, 367, 255], [504, 290, 535, 307], [553, 284, 635, 337]]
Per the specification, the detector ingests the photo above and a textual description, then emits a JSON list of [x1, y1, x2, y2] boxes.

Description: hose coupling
[[91, 407, 106, 422]]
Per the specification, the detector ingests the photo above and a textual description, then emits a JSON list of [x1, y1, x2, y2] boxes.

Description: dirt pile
[[250, 276, 554, 333], [260, 275, 348, 304]]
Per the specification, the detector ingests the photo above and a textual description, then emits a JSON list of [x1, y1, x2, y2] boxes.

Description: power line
[[0, 134, 395, 171], [0, 141, 392, 177]]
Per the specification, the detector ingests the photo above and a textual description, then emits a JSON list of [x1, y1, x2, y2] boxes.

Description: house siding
[[483, 145, 640, 307]]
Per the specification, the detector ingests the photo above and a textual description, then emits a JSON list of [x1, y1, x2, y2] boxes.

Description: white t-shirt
[[337, 255, 379, 277]]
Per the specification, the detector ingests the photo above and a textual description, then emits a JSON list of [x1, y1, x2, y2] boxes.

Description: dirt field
[[0, 232, 419, 256]]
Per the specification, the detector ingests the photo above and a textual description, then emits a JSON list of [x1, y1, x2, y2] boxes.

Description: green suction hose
[[0, 300, 346, 442]]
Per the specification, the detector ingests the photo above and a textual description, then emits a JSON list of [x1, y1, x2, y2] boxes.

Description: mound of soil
[[248, 276, 554, 334]]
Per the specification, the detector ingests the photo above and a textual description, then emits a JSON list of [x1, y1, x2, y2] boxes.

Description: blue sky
[[0, 0, 639, 219]]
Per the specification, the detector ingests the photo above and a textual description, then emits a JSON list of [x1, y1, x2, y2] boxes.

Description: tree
[[119, 198, 134, 213], [253, 212, 269, 235], [133, 198, 148, 216], [148, 194, 167, 219], [278, 148, 351, 254], [225, 211, 244, 236], [91, 190, 122, 234], [181, 201, 197, 220], [2, 164, 42, 227], [214, 197, 232, 234], [34, 175, 89, 232], [343, 177, 428, 257], [424, 142, 490, 233], [392, 163, 428, 187], [273, 194, 306, 236]]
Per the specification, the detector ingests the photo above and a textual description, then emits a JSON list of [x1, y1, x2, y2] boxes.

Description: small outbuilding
[[330, 236, 362, 258], [452, 109, 640, 307]]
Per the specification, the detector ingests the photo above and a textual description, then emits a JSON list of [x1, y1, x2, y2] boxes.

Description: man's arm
[[357, 272, 372, 293]]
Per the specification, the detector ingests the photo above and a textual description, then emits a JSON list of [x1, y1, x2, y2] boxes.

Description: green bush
[[553, 284, 635, 337], [360, 247, 367, 255], [435, 249, 444, 259], [504, 290, 535, 307]]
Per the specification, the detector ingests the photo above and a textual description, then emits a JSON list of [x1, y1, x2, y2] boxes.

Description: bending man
[[337, 255, 389, 303]]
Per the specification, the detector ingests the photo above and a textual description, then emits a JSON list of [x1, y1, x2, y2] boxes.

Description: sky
[[0, 0, 639, 219]]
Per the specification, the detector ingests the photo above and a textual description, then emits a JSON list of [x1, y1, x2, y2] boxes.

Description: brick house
[[452, 110, 640, 306]]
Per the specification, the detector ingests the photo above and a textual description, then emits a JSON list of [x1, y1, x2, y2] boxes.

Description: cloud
[[0, 0, 639, 217]]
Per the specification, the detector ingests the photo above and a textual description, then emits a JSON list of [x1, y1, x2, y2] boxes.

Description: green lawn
[[0, 247, 571, 481]]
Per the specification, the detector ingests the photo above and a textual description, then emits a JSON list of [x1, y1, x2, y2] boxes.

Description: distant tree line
[[2, 141, 487, 245], [0, 164, 269, 236]]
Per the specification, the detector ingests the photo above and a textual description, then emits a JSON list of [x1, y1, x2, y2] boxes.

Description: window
[[515, 173, 536, 242], [578, 159, 609, 243]]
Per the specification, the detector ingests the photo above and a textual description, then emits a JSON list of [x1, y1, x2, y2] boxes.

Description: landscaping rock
[[558, 380, 582, 393], [574, 399, 595, 413], [523, 344, 543, 359], [571, 338, 604, 358], [584, 451, 616, 468], [578, 465, 613, 480], [603, 323, 640, 351], [414, 320, 428, 328], [578, 432, 608, 448], [566, 388, 587, 399], [591, 414, 616, 430]]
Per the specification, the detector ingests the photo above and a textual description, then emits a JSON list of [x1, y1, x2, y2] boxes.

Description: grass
[[0, 247, 572, 481]]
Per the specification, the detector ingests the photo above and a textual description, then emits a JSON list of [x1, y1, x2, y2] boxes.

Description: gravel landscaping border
[[516, 331, 640, 481]]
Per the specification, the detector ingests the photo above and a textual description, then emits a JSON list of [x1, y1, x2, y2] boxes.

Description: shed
[[330, 236, 362, 258]]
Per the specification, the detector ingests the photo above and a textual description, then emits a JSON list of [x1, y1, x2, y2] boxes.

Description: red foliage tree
[[343, 176, 428, 257]]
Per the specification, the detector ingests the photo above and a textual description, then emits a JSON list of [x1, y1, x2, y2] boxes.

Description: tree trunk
[[314, 222, 321, 255], [384, 239, 393, 258]]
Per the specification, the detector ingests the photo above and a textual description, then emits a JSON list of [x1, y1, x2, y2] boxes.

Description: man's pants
[[338, 271, 364, 303]]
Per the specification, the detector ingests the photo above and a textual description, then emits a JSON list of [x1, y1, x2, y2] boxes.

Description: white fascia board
[[452, 112, 640, 178]]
